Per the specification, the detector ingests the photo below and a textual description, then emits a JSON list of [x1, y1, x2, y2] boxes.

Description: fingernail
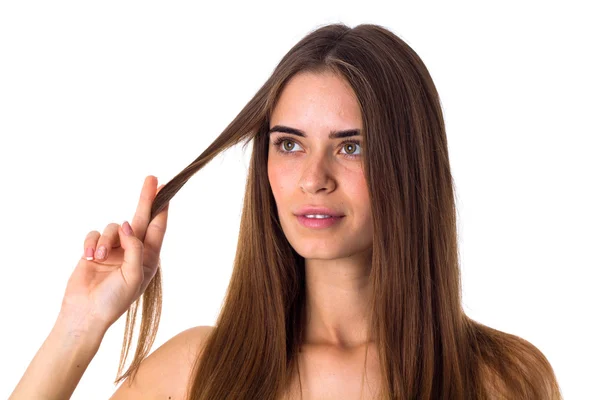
[[122, 221, 133, 236], [85, 247, 94, 260], [95, 246, 106, 260]]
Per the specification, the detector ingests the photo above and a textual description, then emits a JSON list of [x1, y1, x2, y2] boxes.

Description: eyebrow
[[268, 125, 362, 139]]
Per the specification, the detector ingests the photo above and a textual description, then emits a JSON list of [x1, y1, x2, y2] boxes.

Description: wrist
[[9, 312, 107, 399], [55, 309, 109, 345]]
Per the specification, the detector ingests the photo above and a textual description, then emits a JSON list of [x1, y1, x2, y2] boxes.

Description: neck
[[302, 247, 374, 349]]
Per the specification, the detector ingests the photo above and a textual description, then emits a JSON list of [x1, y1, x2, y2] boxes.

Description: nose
[[298, 153, 336, 194]]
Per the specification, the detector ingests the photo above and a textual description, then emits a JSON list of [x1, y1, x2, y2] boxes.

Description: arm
[[10, 175, 169, 399], [9, 314, 107, 400]]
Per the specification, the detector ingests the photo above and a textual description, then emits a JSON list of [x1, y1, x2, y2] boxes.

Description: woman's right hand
[[59, 175, 169, 333]]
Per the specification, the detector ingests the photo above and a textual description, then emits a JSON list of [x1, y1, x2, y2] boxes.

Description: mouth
[[296, 214, 344, 229]]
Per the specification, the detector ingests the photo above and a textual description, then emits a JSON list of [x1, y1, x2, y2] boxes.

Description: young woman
[[10, 23, 562, 399]]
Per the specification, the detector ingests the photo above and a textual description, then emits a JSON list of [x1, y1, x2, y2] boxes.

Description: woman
[[10, 23, 562, 399]]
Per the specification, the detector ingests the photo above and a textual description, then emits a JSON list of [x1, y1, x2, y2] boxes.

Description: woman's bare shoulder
[[109, 325, 215, 400]]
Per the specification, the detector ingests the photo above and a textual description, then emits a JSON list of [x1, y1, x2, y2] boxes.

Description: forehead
[[270, 71, 362, 129]]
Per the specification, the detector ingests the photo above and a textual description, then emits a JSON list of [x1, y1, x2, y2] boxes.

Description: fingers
[[142, 184, 169, 265], [118, 221, 144, 289], [83, 231, 101, 260], [131, 175, 159, 242], [94, 223, 121, 261], [122, 176, 168, 296], [79, 176, 168, 300], [138, 200, 169, 293], [81, 223, 121, 261], [81, 176, 168, 265]]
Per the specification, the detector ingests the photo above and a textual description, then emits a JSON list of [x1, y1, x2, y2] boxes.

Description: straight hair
[[114, 23, 562, 399]]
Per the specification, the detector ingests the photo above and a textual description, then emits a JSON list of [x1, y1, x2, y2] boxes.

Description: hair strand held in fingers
[[115, 23, 562, 400]]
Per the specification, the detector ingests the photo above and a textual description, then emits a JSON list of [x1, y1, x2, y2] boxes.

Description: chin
[[292, 238, 374, 263], [290, 240, 348, 260]]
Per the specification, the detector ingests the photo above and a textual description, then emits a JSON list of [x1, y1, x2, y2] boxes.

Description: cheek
[[349, 175, 372, 217], [267, 159, 293, 201]]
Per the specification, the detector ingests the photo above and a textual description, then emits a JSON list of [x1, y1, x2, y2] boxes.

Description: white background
[[1, 1, 598, 399]]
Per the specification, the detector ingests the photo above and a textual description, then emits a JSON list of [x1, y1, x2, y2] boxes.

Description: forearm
[[9, 313, 107, 400]]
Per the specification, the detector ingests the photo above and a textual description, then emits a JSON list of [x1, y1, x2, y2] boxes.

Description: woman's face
[[267, 71, 373, 260]]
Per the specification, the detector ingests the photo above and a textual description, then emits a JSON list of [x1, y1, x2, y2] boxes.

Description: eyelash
[[271, 136, 362, 159]]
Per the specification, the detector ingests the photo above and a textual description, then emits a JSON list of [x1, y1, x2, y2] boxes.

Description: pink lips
[[294, 206, 345, 218], [296, 215, 344, 229]]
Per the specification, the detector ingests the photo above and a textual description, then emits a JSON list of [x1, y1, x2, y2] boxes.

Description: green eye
[[342, 142, 361, 155], [283, 140, 295, 151], [272, 137, 362, 159]]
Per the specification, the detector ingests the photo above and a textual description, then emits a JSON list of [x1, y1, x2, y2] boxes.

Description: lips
[[296, 214, 343, 229], [294, 206, 345, 217]]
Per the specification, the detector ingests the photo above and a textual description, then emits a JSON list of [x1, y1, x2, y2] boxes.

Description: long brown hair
[[113, 23, 562, 399]]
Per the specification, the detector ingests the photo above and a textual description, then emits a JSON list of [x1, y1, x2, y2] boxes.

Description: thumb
[[118, 221, 144, 291]]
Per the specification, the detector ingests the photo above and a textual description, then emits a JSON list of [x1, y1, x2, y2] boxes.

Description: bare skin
[[267, 71, 381, 399], [10, 175, 170, 399], [11, 72, 383, 400], [110, 325, 382, 400], [268, 70, 375, 349], [281, 343, 383, 400], [114, 68, 385, 400]]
